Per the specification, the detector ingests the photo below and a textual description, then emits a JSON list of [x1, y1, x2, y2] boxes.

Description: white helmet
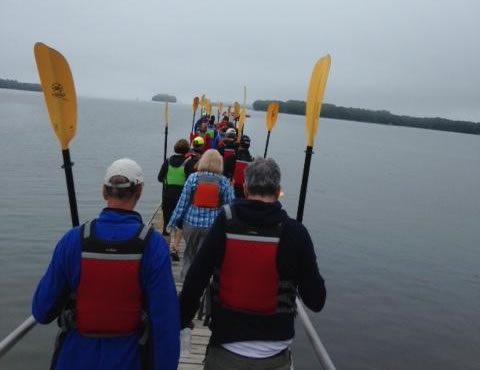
[[226, 128, 236, 138]]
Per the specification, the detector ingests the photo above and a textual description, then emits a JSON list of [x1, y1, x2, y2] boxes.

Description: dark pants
[[204, 346, 292, 370], [162, 197, 178, 235]]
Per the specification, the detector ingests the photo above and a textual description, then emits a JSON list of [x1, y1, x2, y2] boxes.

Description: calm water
[[1, 89, 479, 369]]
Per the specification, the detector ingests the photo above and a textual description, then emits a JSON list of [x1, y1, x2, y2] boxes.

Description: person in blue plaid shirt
[[167, 149, 235, 281]]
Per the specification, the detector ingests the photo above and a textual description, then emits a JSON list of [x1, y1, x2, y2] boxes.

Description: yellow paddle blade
[[227, 105, 232, 118], [305, 55, 331, 147], [164, 101, 169, 128], [206, 99, 212, 115], [217, 101, 223, 115], [237, 107, 246, 142], [34, 42, 77, 150], [200, 94, 206, 108], [233, 101, 240, 118], [266, 102, 280, 131], [192, 96, 199, 112]]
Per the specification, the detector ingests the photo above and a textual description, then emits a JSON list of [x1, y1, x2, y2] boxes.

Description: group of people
[[32, 115, 327, 370]]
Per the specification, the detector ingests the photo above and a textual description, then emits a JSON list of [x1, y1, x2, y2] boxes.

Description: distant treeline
[[0, 78, 42, 92], [252, 100, 480, 135], [152, 94, 177, 103]]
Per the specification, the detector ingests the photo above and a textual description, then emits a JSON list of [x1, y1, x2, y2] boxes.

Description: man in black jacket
[[179, 158, 326, 370]]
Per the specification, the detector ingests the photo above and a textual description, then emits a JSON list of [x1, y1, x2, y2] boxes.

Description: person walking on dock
[[158, 139, 191, 261], [167, 149, 235, 282], [32, 158, 180, 370], [224, 135, 254, 199], [179, 158, 326, 370]]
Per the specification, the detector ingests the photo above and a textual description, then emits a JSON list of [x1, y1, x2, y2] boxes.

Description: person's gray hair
[[244, 158, 281, 196]]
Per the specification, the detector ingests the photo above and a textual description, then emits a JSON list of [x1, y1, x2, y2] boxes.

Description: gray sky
[[2, 0, 480, 121]]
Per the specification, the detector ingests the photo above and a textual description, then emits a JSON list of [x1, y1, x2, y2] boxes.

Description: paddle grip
[[61, 149, 80, 227], [296, 146, 313, 223]]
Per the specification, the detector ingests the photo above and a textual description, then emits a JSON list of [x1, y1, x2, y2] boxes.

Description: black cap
[[240, 135, 251, 148]]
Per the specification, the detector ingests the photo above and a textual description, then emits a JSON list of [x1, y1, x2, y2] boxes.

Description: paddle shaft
[[191, 111, 196, 134], [61, 149, 79, 227], [264, 130, 271, 158], [296, 146, 313, 223], [164, 126, 168, 163]]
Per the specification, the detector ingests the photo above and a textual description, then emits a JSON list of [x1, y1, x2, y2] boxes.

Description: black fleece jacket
[[179, 198, 326, 344]]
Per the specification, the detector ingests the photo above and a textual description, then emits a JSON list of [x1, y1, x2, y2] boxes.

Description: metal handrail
[[296, 297, 336, 370], [0, 201, 163, 358]]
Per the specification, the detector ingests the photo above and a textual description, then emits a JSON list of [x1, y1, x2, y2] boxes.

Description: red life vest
[[223, 147, 235, 160], [192, 173, 222, 208], [214, 205, 295, 315], [232, 160, 249, 186], [75, 220, 151, 335]]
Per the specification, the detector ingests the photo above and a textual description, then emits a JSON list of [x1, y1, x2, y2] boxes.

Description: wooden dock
[[152, 212, 210, 370]]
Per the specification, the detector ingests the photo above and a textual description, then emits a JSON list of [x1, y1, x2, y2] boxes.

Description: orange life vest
[[75, 220, 151, 335], [192, 173, 222, 208], [213, 205, 295, 315]]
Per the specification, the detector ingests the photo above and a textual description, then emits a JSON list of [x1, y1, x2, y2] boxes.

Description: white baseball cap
[[104, 158, 144, 188]]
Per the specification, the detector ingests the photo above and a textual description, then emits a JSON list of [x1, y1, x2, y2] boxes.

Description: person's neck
[[106, 199, 136, 211], [247, 194, 277, 203]]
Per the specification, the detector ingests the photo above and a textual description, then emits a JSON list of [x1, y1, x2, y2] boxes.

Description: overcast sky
[[2, 0, 480, 121]]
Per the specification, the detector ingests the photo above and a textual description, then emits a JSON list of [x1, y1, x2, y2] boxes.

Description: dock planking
[[152, 212, 210, 370]]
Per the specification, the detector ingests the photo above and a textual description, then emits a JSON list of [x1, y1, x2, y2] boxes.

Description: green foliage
[[252, 100, 480, 135], [0, 78, 42, 92]]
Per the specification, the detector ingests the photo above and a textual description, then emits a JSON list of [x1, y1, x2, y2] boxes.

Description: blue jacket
[[32, 208, 180, 370]]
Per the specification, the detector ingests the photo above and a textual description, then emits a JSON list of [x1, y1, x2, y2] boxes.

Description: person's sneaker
[[171, 251, 180, 262]]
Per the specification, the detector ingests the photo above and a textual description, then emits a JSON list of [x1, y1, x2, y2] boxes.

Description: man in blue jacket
[[32, 158, 180, 370]]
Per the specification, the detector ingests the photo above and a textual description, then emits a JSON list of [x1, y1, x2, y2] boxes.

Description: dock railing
[[0, 203, 335, 369]]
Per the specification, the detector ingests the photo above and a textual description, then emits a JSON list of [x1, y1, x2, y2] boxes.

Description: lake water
[[1, 89, 479, 369]]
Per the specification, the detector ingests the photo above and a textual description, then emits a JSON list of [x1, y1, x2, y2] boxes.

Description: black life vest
[[212, 205, 296, 315], [75, 220, 151, 335]]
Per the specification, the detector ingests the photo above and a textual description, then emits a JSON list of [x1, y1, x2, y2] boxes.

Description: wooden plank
[[154, 211, 211, 370]]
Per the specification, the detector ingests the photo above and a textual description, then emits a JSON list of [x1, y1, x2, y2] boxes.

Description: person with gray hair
[[179, 157, 326, 370]]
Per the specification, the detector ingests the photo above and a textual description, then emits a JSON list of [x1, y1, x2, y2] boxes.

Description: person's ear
[[102, 186, 108, 201], [135, 184, 143, 201]]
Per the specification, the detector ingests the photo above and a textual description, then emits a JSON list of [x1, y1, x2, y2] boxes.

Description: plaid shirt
[[167, 171, 235, 228]]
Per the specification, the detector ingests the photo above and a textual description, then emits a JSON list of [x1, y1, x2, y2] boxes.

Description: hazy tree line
[[152, 94, 177, 103], [252, 100, 480, 135], [0, 78, 42, 92]]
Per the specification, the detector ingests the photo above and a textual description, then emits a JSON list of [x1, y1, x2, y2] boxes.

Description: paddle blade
[[305, 55, 331, 147], [164, 101, 169, 128], [206, 99, 212, 115], [237, 108, 246, 141], [233, 101, 240, 118], [266, 102, 280, 131], [217, 101, 223, 115], [227, 105, 232, 118], [192, 96, 199, 112], [34, 42, 77, 150]]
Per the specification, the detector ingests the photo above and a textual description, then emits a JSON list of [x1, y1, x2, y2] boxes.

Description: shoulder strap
[[82, 220, 94, 240], [222, 204, 232, 220]]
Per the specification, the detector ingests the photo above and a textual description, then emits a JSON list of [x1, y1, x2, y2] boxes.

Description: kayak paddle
[[34, 42, 80, 227]]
